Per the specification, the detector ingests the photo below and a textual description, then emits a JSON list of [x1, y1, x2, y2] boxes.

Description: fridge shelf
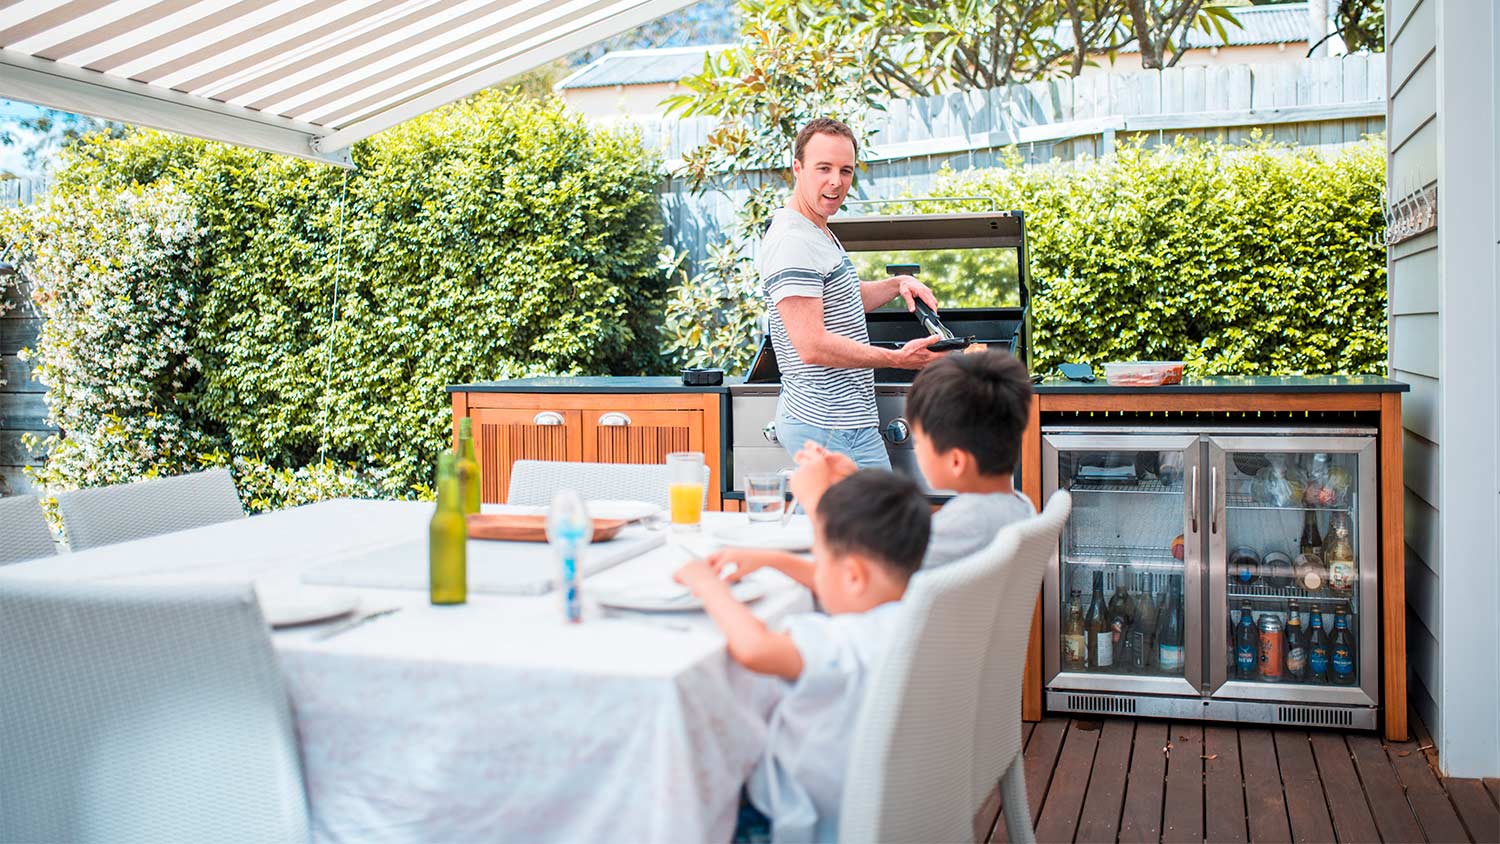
[[1068, 478, 1183, 496], [1065, 543, 1181, 569], [1224, 492, 1352, 512], [1227, 587, 1354, 605]]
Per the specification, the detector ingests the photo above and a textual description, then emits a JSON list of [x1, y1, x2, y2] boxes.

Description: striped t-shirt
[[757, 207, 878, 429]]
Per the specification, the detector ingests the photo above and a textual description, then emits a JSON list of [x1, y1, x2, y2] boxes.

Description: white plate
[[711, 523, 815, 552], [594, 579, 767, 612], [257, 587, 359, 628]]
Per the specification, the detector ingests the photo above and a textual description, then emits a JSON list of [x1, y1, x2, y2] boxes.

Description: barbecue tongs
[[912, 299, 974, 352]]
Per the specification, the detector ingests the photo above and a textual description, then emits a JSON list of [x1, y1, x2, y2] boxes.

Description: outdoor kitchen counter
[[1032, 373, 1408, 393], [446, 376, 739, 394]]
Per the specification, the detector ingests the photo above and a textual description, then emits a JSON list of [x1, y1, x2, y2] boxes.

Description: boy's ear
[[841, 553, 872, 594], [942, 444, 973, 477]]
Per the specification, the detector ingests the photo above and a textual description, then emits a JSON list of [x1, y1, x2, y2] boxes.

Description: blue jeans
[[775, 403, 892, 470]]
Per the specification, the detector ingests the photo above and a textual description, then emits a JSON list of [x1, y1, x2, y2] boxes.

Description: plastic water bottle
[[547, 489, 592, 624]]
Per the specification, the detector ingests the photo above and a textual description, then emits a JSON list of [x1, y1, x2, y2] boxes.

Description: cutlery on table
[[314, 607, 402, 642]]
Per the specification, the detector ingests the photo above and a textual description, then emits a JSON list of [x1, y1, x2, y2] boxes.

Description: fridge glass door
[[1043, 434, 1202, 697], [1207, 436, 1379, 707]]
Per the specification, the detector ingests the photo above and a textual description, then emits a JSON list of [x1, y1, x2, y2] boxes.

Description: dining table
[[0, 498, 816, 844]]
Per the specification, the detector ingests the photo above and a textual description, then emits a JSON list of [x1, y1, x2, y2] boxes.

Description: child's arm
[[704, 547, 816, 589], [675, 561, 804, 680]]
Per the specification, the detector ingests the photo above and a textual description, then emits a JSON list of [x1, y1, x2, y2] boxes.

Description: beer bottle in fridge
[[430, 452, 468, 605], [1284, 600, 1308, 682], [1308, 610, 1330, 682], [1325, 512, 1356, 592], [1086, 571, 1111, 671], [1234, 602, 1258, 679], [1107, 566, 1136, 672], [1135, 585, 1158, 669], [1063, 590, 1087, 671], [1156, 575, 1184, 673], [1330, 605, 1357, 685], [1300, 509, 1323, 557]]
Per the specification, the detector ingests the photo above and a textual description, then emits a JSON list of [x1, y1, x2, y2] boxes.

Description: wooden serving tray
[[466, 514, 628, 543]]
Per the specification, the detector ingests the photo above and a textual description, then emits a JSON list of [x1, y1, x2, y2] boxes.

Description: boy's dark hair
[[906, 350, 1034, 476], [794, 117, 859, 161], [816, 470, 930, 581]]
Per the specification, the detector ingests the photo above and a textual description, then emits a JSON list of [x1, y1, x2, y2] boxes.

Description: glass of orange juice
[[666, 451, 705, 531]]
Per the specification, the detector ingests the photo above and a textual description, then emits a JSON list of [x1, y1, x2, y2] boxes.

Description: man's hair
[[816, 469, 930, 581], [794, 117, 858, 162], [906, 350, 1034, 476]]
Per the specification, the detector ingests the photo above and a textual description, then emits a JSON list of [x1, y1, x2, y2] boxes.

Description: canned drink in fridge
[[1257, 613, 1285, 682]]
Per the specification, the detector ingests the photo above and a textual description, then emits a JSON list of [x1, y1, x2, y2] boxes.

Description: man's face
[[791, 131, 855, 219]]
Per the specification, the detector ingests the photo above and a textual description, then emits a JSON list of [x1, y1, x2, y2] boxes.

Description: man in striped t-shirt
[[758, 118, 946, 468]]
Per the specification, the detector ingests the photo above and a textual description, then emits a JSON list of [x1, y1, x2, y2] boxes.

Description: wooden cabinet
[[452, 389, 724, 509]]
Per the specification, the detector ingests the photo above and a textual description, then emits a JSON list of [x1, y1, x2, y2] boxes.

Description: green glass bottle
[[456, 417, 481, 516], [430, 451, 467, 605]]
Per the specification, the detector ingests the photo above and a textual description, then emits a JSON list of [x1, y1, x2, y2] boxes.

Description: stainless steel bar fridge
[[1042, 425, 1381, 730]]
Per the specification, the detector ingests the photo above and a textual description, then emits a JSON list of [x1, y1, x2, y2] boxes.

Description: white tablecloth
[[0, 500, 814, 844]]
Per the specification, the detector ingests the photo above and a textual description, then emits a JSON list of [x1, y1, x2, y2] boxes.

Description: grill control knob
[[762, 421, 780, 445], [884, 418, 911, 444]]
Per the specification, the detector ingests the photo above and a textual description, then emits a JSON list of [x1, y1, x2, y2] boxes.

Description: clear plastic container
[[1102, 361, 1185, 387]]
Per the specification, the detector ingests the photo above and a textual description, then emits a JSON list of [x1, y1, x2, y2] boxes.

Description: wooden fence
[[641, 55, 1386, 273]]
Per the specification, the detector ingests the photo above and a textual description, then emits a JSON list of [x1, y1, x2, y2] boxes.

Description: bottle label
[[1095, 632, 1114, 667], [1064, 634, 1086, 665], [1159, 644, 1184, 671], [1310, 646, 1329, 676], [1111, 617, 1125, 644], [1286, 646, 1307, 674], [1259, 631, 1285, 679], [1332, 647, 1354, 676], [1235, 645, 1257, 673]]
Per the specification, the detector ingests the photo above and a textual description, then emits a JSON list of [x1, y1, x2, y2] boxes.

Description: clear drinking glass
[[744, 472, 786, 522], [666, 452, 705, 531]]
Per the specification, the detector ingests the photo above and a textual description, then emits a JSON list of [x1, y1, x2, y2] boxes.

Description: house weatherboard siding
[[1386, 0, 1500, 779]]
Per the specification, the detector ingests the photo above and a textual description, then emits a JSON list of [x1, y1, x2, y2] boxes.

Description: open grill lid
[[745, 210, 1031, 385]]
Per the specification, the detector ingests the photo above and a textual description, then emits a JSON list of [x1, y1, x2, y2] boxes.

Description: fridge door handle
[[1210, 465, 1220, 534], [1190, 465, 1199, 533]]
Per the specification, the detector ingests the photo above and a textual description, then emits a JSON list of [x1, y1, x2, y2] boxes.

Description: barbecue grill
[[730, 210, 1030, 495]]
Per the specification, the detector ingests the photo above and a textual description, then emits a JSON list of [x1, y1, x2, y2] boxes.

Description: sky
[[0, 100, 50, 178]]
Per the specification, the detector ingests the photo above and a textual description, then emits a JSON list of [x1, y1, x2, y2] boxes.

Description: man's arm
[[675, 562, 804, 679], [779, 297, 944, 370], [859, 274, 939, 313]]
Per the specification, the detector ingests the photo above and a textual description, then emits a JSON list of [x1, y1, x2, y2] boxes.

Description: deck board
[[1035, 721, 1102, 844], [1203, 726, 1248, 844], [1273, 731, 1335, 843], [1161, 724, 1204, 844], [1307, 732, 1381, 844], [987, 713, 1486, 844], [978, 722, 1035, 844], [1118, 720, 1168, 844]]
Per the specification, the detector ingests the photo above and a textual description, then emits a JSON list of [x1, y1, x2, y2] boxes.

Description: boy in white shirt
[[673, 470, 931, 843]]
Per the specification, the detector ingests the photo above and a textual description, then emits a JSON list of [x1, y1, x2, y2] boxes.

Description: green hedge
[[8, 92, 669, 507], [924, 138, 1389, 375]]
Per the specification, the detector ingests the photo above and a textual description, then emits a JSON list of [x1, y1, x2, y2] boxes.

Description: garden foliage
[[665, 137, 1388, 377], [5, 92, 668, 507]]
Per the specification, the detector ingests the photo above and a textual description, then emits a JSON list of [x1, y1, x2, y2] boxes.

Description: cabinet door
[[469, 408, 583, 503], [1042, 434, 1203, 698], [583, 409, 703, 465], [1207, 436, 1378, 707]]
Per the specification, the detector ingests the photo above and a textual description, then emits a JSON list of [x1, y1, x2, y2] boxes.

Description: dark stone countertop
[[449, 374, 1408, 395]]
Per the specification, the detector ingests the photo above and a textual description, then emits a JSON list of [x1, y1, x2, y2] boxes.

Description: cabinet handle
[[533, 411, 565, 426], [1190, 465, 1199, 533], [598, 412, 631, 427], [1210, 465, 1220, 535]]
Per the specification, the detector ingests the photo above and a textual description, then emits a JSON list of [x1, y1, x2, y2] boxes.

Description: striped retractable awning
[[0, 0, 699, 167]]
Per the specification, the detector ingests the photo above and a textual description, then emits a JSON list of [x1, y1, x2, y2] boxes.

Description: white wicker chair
[[54, 468, 246, 551], [507, 459, 710, 509], [0, 493, 58, 564], [838, 490, 1071, 844], [0, 579, 309, 844]]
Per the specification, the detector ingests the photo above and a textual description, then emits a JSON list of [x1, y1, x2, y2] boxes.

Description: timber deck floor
[[979, 712, 1500, 844]]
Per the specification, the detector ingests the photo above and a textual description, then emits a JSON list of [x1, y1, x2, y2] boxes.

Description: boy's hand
[[704, 547, 777, 583], [789, 446, 857, 517], [674, 560, 733, 598]]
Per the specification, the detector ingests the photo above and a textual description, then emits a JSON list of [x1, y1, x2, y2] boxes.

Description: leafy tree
[[0, 104, 125, 173]]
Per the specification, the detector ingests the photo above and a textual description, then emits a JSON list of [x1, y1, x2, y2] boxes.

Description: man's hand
[[890, 334, 946, 370], [894, 275, 938, 313], [674, 560, 734, 599], [789, 443, 859, 518]]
